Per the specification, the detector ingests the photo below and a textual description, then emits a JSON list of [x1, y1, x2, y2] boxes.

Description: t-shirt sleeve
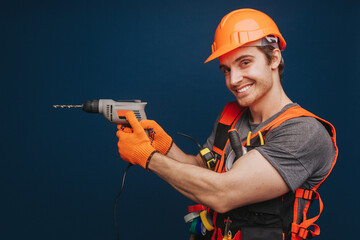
[[255, 117, 335, 192]]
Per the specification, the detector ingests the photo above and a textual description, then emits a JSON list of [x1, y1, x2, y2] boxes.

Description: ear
[[271, 49, 282, 70]]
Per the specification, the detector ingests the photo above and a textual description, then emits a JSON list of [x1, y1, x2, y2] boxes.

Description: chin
[[235, 99, 251, 108], [234, 95, 254, 108]]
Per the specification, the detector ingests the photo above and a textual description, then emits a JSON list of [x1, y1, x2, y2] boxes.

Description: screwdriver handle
[[228, 129, 243, 159]]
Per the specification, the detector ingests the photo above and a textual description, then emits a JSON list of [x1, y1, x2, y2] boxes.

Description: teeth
[[237, 85, 251, 93]]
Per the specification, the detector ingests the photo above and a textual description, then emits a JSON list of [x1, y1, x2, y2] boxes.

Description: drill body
[[54, 99, 147, 124]]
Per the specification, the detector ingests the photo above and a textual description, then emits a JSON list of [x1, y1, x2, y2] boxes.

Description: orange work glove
[[140, 120, 173, 155], [116, 111, 158, 169]]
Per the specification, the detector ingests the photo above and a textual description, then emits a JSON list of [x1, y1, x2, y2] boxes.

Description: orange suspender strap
[[241, 106, 319, 147], [186, 102, 244, 240], [219, 101, 244, 126], [210, 102, 245, 240]]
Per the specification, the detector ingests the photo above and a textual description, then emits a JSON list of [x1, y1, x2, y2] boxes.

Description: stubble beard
[[234, 78, 274, 109]]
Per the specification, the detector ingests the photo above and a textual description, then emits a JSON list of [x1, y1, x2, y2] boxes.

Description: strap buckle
[[292, 223, 320, 239], [295, 189, 317, 200]]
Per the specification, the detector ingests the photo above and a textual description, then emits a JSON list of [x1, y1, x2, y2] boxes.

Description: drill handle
[[98, 99, 147, 124]]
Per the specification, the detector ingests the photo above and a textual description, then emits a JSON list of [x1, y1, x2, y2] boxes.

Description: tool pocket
[[241, 227, 282, 240], [216, 228, 241, 240]]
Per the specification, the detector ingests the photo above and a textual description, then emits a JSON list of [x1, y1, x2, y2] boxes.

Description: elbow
[[209, 193, 234, 214], [204, 177, 238, 213], [212, 202, 232, 214]]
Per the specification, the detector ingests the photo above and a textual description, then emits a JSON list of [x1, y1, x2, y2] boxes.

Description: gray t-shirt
[[204, 103, 335, 192]]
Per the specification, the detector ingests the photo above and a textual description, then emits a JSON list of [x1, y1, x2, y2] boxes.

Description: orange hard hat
[[205, 9, 286, 63]]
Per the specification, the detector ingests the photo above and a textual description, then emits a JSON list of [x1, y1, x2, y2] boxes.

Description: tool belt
[[187, 101, 338, 240]]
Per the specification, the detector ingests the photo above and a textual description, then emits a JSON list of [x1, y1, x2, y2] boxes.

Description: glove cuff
[[157, 136, 173, 155], [145, 150, 159, 170], [134, 144, 158, 169]]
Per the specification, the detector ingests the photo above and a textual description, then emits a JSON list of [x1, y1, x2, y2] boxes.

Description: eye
[[241, 60, 251, 66], [220, 66, 231, 75]]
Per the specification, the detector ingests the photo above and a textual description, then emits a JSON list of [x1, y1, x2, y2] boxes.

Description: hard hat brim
[[204, 43, 243, 63], [204, 36, 286, 63]]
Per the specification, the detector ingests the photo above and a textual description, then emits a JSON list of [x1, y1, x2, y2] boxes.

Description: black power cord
[[177, 132, 218, 170], [177, 132, 202, 148], [114, 163, 133, 240]]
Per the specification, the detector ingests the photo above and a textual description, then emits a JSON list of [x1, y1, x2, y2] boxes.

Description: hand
[[116, 111, 158, 169], [140, 120, 173, 155]]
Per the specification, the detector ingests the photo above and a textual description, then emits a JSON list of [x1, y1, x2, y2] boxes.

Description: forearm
[[148, 152, 224, 211], [166, 143, 204, 167], [147, 150, 290, 213]]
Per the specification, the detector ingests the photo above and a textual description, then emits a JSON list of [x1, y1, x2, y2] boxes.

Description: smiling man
[[116, 9, 338, 240], [219, 45, 290, 123]]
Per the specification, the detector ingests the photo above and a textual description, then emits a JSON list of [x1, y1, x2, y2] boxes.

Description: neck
[[249, 78, 292, 124]]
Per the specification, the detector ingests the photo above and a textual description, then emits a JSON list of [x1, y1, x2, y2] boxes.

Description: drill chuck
[[82, 100, 99, 113]]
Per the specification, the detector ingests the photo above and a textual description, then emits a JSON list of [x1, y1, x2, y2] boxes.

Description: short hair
[[256, 45, 285, 82]]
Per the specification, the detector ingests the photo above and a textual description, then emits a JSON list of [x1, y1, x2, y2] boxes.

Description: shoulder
[[259, 115, 335, 190], [266, 116, 331, 143], [266, 116, 334, 161]]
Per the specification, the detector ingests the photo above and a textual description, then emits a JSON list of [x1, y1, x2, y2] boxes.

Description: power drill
[[53, 99, 147, 124]]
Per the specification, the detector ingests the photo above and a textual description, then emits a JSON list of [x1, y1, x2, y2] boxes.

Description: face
[[219, 46, 275, 108]]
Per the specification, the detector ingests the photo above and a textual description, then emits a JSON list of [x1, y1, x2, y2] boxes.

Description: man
[[116, 8, 338, 240]]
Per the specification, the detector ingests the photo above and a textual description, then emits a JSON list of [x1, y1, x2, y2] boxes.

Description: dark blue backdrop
[[1, 0, 359, 239]]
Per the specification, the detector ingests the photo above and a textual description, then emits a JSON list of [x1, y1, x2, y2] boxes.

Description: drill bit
[[53, 104, 82, 108], [54, 100, 99, 113]]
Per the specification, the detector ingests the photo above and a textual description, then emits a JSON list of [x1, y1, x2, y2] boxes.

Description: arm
[[148, 149, 289, 213], [117, 112, 289, 213]]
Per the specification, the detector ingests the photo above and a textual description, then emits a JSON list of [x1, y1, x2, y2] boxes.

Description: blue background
[[1, 0, 359, 239]]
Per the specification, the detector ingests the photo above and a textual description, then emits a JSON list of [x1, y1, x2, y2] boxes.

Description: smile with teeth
[[237, 84, 253, 93]]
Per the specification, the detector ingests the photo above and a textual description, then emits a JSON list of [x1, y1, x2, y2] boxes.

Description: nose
[[230, 69, 243, 85]]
